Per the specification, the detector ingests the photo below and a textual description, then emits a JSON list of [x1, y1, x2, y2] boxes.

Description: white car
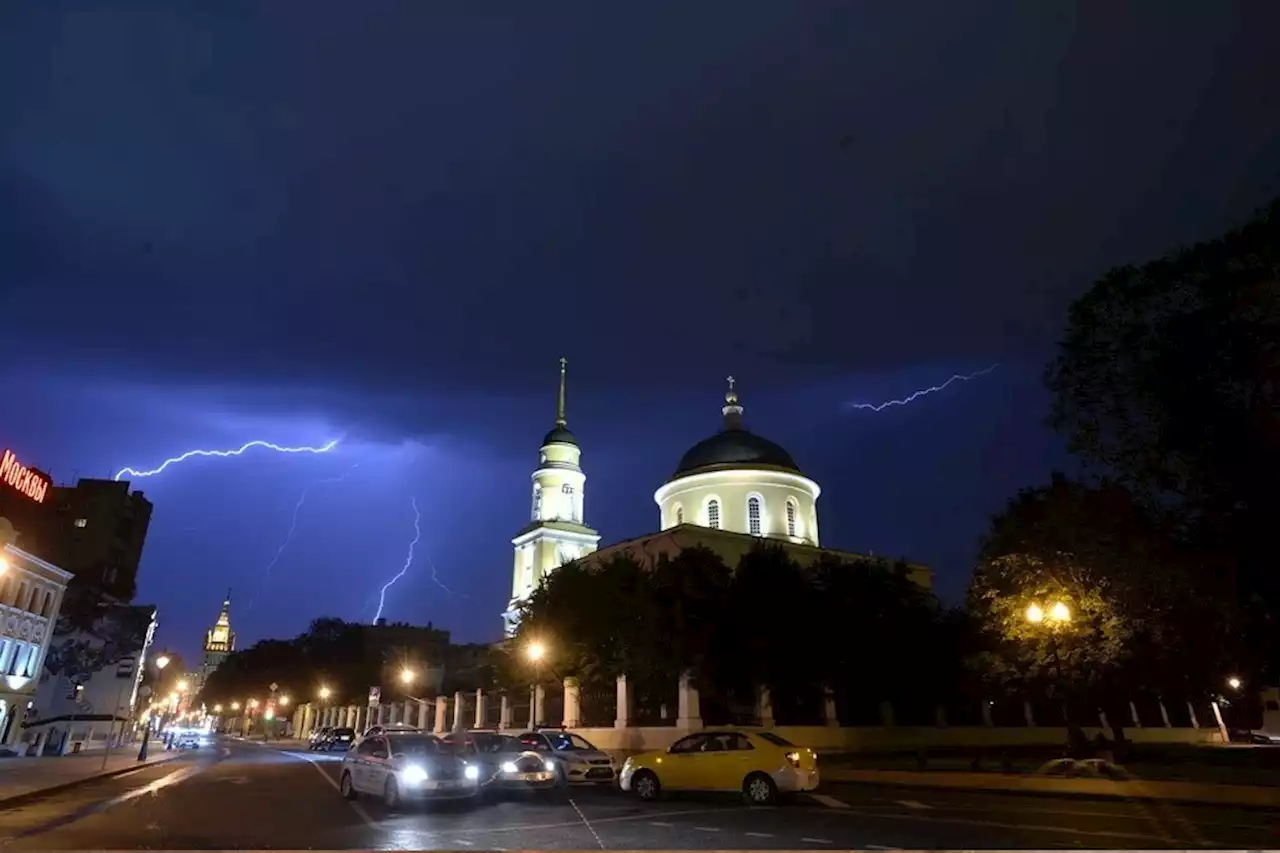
[[340, 731, 481, 809], [174, 728, 208, 749], [514, 730, 617, 785]]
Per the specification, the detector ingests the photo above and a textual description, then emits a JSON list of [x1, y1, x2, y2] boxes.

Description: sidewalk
[[0, 741, 179, 805], [824, 767, 1280, 809]]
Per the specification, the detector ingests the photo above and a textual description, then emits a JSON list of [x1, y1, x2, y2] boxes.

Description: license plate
[[423, 780, 456, 790], [517, 772, 553, 782]]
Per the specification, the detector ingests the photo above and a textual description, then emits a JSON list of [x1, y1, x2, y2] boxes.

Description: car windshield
[[389, 735, 443, 756], [756, 732, 794, 747], [546, 732, 596, 751], [475, 734, 519, 753]]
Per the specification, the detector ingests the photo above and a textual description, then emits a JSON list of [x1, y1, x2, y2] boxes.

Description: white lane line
[[451, 840, 474, 846], [692, 826, 721, 832], [895, 799, 931, 809], [745, 832, 774, 838], [295, 754, 378, 829], [568, 797, 606, 850], [801, 838, 834, 844], [650, 821, 674, 827], [866, 845, 899, 850], [809, 793, 851, 809]]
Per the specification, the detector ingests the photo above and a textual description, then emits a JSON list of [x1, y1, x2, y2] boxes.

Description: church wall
[[655, 469, 820, 546]]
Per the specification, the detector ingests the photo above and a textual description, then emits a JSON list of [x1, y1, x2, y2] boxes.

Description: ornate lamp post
[[137, 653, 171, 761]]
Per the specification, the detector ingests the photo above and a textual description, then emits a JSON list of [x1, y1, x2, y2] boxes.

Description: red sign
[[0, 449, 49, 503]]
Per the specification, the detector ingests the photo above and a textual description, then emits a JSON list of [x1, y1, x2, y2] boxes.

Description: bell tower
[[198, 590, 235, 690], [502, 358, 601, 636]]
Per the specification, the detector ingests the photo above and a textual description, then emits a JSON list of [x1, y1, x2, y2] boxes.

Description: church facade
[[197, 592, 235, 692], [503, 363, 930, 634]]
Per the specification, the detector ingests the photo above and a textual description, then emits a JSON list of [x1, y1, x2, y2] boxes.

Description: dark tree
[[1045, 198, 1280, 675]]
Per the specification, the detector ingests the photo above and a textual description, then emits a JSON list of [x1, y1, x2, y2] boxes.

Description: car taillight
[[785, 751, 801, 768]]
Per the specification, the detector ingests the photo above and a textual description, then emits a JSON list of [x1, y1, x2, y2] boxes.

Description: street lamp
[[318, 686, 332, 701], [176, 679, 189, 692], [137, 654, 173, 762], [279, 695, 290, 707], [1227, 676, 1242, 690], [213, 704, 222, 713], [1025, 599, 1076, 751], [526, 641, 546, 662], [400, 667, 416, 685], [230, 701, 241, 711]]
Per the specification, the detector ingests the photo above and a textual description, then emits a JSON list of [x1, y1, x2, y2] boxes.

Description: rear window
[[389, 735, 443, 755], [755, 732, 794, 747]]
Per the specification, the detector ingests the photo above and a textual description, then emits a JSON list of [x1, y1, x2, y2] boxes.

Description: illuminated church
[[503, 360, 931, 635], [197, 591, 235, 690]]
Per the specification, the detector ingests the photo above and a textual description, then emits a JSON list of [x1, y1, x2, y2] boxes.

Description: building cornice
[[654, 467, 821, 506], [2, 543, 74, 581], [511, 521, 601, 548]]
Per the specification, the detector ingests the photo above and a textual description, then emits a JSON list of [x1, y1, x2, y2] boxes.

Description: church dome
[[673, 430, 799, 477], [542, 425, 578, 447]]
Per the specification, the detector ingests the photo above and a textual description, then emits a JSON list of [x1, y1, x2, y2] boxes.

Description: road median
[[823, 767, 1280, 809]]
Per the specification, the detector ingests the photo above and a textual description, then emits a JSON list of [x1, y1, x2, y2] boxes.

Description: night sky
[[3, 2, 1278, 664]]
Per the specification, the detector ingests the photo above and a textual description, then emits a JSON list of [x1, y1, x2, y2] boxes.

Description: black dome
[[542, 425, 578, 446], [673, 429, 801, 477]]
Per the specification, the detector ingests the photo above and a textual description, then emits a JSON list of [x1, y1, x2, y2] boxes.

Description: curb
[[0, 751, 182, 809], [823, 773, 1280, 811]]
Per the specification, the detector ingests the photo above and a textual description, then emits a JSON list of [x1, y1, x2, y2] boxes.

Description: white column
[[1129, 700, 1142, 728], [615, 675, 633, 729], [404, 699, 415, 726], [452, 691, 466, 732], [1023, 701, 1036, 727], [532, 684, 546, 728], [676, 670, 701, 730], [474, 689, 486, 729], [434, 697, 449, 734], [823, 686, 839, 727], [756, 686, 774, 728], [1210, 701, 1229, 743], [416, 699, 430, 729], [563, 678, 581, 728], [499, 694, 512, 731], [1158, 700, 1172, 727], [1186, 701, 1200, 729]]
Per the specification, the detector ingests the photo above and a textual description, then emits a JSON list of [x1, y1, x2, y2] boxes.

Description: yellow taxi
[[619, 728, 818, 805]]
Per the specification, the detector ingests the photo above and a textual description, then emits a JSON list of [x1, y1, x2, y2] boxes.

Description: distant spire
[[224, 588, 231, 608], [722, 375, 745, 430], [556, 357, 568, 427]]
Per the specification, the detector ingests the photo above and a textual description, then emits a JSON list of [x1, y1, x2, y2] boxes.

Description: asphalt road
[[0, 738, 1275, 849]]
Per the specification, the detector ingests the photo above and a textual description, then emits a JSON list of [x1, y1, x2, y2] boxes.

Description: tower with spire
[[198, 590, 235, 691], [502, 358, 601, 636]]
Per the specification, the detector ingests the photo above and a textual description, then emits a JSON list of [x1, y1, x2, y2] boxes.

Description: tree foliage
[[44, 602, 155, 685], [1045, 198, 1280, 673]]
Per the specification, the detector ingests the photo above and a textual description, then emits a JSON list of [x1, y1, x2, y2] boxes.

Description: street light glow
[[400, 668, 416, 685], [155, 654, 171, 670], [0, 555, 8, 574], [176, 679, 189, 692], [527, 641, 546, 662], [230, 701, 241, 710], [1227, 676, 1242, 690], [279, 695, 290, 706], [213, 704, 222, 713], [318, 686, 332, 700], [1025, 603, 1044, 623], [1049, 601, 1071, 622]]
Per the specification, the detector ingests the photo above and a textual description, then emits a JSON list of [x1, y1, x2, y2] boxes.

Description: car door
[[662, 734, 709, 789], [352, 737, 387, 794], [696, 732, 755, 791]]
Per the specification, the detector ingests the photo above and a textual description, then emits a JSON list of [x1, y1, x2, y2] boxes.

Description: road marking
[[650, 822, 674, 827], [801, 838, 834, 844], [441, 807, 731, 838], [822, 804, 1181, 843], [895, 799, 931, 810], [568, 797, 606, 849], [809, 793, 851, 809], [692, 826, 721, 832], [745, 831, 773, 838], [294, 753, 378, 829], [865, 845, 899, 850], [451, 840, 474, 846]]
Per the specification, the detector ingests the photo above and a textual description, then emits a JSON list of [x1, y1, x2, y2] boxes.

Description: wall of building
[[656, 468, 821, 546]]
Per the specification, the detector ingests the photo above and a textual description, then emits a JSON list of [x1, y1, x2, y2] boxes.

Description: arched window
[[531, 484, 543, 520], [786, 500, 798, 538], [674, 505, 684, 526], [747, 496, 762, 536], [706, 498, 721, 529]]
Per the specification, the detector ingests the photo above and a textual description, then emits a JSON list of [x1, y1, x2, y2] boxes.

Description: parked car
[[441, 730, 558, 791], [174, 727, 209, 750], [514, 729, 616, 785], [361, 722, 421, 739], [619, 728, 819, 805], [308, 727, 333, 749], [340, 731, 481, 808], [315, 727, 357, 751]]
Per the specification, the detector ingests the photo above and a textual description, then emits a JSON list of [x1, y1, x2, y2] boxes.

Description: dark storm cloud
[[6, 1, 1277, 398]]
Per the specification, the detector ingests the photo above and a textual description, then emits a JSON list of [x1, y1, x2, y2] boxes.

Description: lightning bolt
[[845, 364, 1001, 412], [425, 551, 470, 601], [113, 439, 339, 480], [243, 463, 360, 615], [373, 496, 421, 624]]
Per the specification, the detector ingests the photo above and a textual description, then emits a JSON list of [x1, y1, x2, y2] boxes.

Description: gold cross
[[726, 375, 735, 390]]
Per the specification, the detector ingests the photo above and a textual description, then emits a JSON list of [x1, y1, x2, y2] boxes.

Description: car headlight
[[401, 764, 428, 784], [464, 764, 480, 780], [501, 761, 518, 774], [544, 760, 556, 772]]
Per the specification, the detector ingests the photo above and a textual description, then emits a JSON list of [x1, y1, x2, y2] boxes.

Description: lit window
[[747, 496, 762, 536], [706, 499, 720, 529], [786, 501, 797, 537], [675, 505, 684, 525], [74, 518, 87, 528]]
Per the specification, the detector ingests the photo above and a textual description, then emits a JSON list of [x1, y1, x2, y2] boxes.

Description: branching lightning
[[845, 364, 1001, 412], [373, 496, 422, 624], [113, 439, 339, 481], [425, 551, 470, 601], [243, 463, 360, 615]]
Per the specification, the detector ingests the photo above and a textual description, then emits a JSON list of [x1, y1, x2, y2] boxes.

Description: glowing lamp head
[[1025, 603, 1044, 624], [230, 702, 240, 710], [400, 668, 416, 685], [1227, 676, 1242, 690], [155, 654, 171, 670], [318, 686, 332, 700], [279, 695, 290, 706], [526, 641, 546, 662], [1049, 601, 1071, 622], [0, 555, 8, 575], [176, 679, 189, 692]]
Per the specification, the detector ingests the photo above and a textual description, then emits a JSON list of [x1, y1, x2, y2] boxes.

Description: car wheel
[[384, 777, 401, 810], [743, 772, 778, 806], [340, 771, 358, 801], [632, 770, 661, 802]]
